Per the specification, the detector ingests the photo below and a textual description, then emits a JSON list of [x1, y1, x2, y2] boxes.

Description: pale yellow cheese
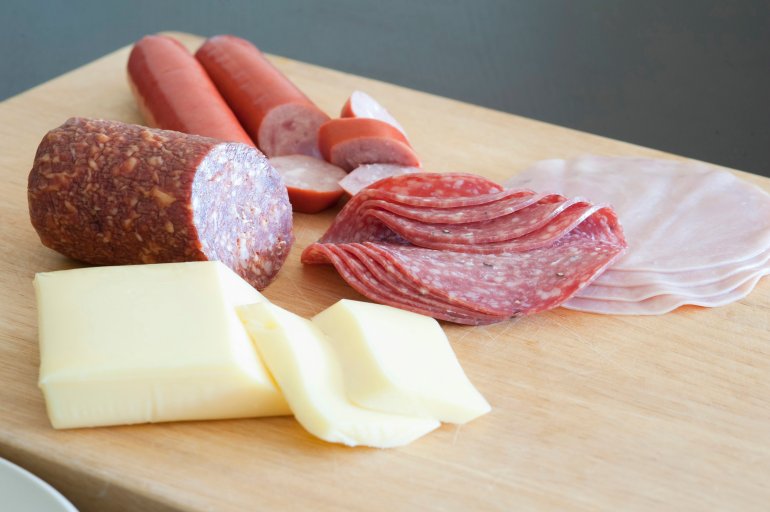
[[237, 302, 440, 448], [311, 300, 490, 424], [35, 261, 290, 429]]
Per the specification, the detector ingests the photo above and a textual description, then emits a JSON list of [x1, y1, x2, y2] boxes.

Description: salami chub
[[28, 118, 293, 290]]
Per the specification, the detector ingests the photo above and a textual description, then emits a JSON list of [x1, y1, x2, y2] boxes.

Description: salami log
[[28, 118, 293, 290]]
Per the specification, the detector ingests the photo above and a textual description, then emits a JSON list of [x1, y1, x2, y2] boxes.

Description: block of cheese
[[312, 299, 490, 424], [35, 261, 290, 429], [237, 302, 440, 448]]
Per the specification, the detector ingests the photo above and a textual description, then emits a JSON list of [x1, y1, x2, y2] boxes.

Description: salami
[[302, 172, 627, 324], [28, 118, 293, 290]]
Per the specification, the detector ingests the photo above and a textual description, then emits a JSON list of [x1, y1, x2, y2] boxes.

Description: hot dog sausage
[[127, 35, 253, 145], [195, 35, 330, 158]]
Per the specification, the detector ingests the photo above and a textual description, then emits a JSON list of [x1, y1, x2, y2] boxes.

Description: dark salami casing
[[28, 118, 294, 290]]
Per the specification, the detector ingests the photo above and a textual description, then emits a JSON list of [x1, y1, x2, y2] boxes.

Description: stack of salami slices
[[302, 173, 628, 325], [506, 156, 770, 315]]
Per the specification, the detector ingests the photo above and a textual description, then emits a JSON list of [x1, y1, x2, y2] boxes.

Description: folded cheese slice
[[237, 302, 440, 448], [312, 299, 490, 423], [35, 261, 289, 429]]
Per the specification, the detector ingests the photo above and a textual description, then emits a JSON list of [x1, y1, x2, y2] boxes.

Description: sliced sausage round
[[269, 155, 346, 213], [318, 118, 420, 172]]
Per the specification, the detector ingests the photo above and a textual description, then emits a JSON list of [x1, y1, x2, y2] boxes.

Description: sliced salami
[[336, 245, 504, 324]]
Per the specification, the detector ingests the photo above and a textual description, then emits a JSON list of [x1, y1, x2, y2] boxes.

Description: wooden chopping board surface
[[1, 32, 768, 512]]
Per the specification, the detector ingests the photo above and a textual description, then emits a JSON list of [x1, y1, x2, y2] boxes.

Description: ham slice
[[506, 156, 770, 314]]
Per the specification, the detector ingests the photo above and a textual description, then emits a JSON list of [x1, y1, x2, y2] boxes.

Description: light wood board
[[1, 32, 768, 512]]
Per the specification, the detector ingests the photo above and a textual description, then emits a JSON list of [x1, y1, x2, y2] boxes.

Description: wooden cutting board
[[1, 32, 768, 512]]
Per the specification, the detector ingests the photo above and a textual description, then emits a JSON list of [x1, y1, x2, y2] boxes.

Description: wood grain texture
[[1, 32, 769, 512]]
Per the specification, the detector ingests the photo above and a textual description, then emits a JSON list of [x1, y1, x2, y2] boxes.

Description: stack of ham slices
[[506, 156, 770, 314], [302, 173, 628, 325]]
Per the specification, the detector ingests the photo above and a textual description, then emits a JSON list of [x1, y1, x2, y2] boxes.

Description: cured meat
[[340, 91, 408, 138], [195, 35, 330, 158], [574, 263, 770, 302], [28, 118, 293, 290], [302, 172, 627, 324], [507, 157, 770, 272], [564, 273, 766, 316], [127, 35, 253, 145], [269, 155, 346, 213], [593, 248, 770, 288], [339, 164, 420, 196], [507, 156, 770, 314], [318, 118, 420, 172], [317, 174, 512, 245]]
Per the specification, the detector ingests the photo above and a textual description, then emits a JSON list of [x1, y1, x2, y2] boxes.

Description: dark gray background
[[2, 0, 768, 175]]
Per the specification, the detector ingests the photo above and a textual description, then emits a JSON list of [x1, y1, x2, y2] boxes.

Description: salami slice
[[364, 196, 582, 246], [335, 245, 504, 324], [28, 118, 293, 290]]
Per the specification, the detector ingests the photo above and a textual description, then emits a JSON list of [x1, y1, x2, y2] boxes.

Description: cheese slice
[[312, 299, 491, 424], [35, 261, 290, 429], [237, 302, 440, 448]]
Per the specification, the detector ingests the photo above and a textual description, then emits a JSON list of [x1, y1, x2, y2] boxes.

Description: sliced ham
[[507, 157, 770, 272], [506, 156, 770, 314]]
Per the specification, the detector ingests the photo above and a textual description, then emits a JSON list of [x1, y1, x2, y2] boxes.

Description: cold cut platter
[[1, 32, 769, 512]]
